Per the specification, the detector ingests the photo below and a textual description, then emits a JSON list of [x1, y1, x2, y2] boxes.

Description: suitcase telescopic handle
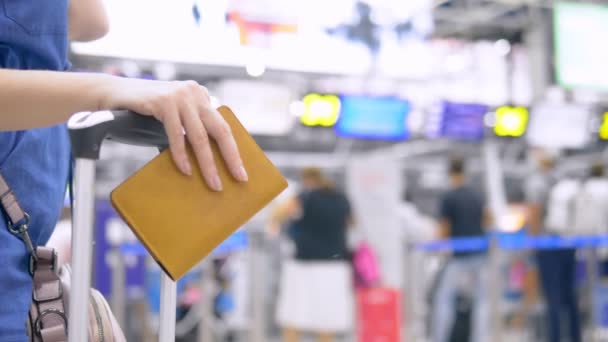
[[68, 110, 169, 159]]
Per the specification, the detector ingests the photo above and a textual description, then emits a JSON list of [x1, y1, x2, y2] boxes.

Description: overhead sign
[[527, 102, 591, 149], [554, 2, 608, 91], [427, 102, 488, 142], [335, 95, 410, 141], [494, 106, 528, 137], [599, 112, 608, 140], [300, 93, 341, 127]]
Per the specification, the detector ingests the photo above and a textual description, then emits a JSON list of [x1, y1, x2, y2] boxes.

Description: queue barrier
[[413, 233, 608, 340], [416, 233, 608, 253], [120, 229, 249, 257]]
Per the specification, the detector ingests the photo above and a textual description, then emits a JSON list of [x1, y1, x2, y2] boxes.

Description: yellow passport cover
[[110, 106, 288, 280]]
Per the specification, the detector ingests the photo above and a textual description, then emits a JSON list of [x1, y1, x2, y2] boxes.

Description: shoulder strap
[[0, 173, 67, 341], [0, 173, 28, 227], [31, 247, 67, 342]]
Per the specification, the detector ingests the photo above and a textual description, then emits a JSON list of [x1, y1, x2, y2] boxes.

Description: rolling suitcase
[[67, 110, 176, 342], [356, 287, 402, 342]]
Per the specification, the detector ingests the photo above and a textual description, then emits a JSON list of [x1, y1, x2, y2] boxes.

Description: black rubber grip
[[69, 111, 168, 160]]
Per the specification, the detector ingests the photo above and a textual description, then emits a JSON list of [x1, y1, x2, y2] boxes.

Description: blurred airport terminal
[[51, 0, 608, 341]]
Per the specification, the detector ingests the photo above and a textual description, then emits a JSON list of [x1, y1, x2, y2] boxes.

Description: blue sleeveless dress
[[0, 1, 71, 339]]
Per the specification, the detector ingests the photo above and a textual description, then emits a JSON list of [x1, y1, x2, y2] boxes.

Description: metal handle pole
[[198, 258, 215, 342], [68, 159, 97, 342], [249, 231, 266, 342], [159, 272, 177, 342], [110, 248, 127, 329], [68, 110, 169, 342]]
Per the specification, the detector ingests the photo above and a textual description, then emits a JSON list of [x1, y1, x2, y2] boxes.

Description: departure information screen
[[427, 102, 488, 142], [527, 103, 591, 149], [554, 2, 608, 90], [335, 96, 410, 141]]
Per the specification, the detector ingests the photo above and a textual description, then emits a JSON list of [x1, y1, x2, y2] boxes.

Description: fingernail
[[181, 159, 192, 176], [211, 175, 223, 192], [237, 166, 249, 182]]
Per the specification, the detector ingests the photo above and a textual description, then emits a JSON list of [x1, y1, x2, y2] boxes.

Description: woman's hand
[[0, 70, 246, 191], [102, 77, 248, 191]]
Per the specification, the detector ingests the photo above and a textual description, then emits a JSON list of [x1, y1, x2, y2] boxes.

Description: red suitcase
[[356, 287, 402, 342]]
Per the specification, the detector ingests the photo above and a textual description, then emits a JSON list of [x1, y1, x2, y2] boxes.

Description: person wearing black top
[[432, 158, 491, 342], [274, 168, 353, 342]]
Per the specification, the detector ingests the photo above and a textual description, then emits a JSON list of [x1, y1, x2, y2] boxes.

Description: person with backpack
[[0, 2, 248, 340], [431, 157, 491, 342], [525, 153, 581, 342]]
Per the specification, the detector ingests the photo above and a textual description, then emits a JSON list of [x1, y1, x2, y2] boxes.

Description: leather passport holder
[[110, 106, 288, 280]]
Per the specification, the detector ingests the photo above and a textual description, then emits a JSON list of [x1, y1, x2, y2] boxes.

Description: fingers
[[199, 102, 248, 183], [195, 86, 247, 183], [180, 100, 223, 191], [156, 80, 247, 190], [161, 102, 192, 176]]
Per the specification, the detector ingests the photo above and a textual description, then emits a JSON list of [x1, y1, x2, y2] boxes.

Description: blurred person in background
[[272, 168, 353, 342], [432, 157, 491, 342], [525, 152, 581, 342], [575, 162, 608, 338], [574, 162, 608, 237]]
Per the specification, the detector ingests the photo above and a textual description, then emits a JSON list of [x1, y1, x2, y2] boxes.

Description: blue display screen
[[438, 102, 488, 141], [335, 95, 410, 141]]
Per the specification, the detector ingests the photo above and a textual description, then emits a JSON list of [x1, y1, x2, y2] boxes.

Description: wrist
[[95, 73, 123, 111]]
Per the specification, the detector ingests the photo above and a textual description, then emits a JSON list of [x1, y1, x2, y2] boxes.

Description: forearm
[[2, 66, 250, 189], [0, 69, 112, 130]]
